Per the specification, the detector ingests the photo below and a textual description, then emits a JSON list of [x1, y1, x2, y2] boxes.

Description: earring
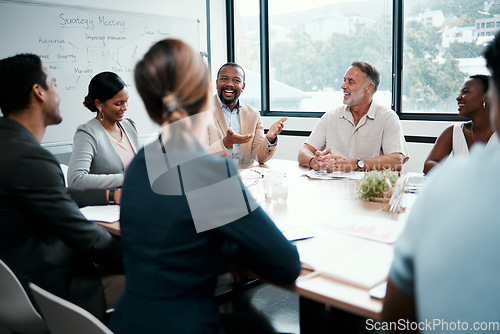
[[483, 101, 486, 110], [99, 109, 104, 121]]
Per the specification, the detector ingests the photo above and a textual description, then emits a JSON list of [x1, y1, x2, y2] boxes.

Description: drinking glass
[[264, 171, 288, 204]]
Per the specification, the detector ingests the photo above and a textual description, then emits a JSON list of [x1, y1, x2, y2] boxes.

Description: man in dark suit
[[0, 53, 123, 322]]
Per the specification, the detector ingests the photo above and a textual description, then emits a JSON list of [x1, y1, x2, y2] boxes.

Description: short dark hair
[[217, 62, 245, 83], [0, 53, 48, 116], [351, 60, 381, 93], [469, 74, 489, 93], [485, 32, 500, 98], [83, 72, 126, 113]]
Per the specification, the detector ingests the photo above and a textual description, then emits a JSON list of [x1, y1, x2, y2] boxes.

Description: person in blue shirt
[[109, 39, 301, 334], [382, 32, 500, 333]]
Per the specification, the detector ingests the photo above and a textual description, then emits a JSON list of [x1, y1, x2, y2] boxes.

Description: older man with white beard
[[298, 60, 409, 172]]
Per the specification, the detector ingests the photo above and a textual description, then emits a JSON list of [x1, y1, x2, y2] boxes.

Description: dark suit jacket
[[0, 117, 122, 321], [68, 187, 109, 207]]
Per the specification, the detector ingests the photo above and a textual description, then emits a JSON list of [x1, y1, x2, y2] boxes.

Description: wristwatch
[[109, 188, 117, 204], [356, 159, 365, 170]]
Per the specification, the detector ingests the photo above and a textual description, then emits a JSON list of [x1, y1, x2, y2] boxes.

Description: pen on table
[[291, 236, 316, 242], [245, 180, 259, 188], [383, 175, 394, 192], [250, 168, 264, 177], [297, 270, 322, 281]]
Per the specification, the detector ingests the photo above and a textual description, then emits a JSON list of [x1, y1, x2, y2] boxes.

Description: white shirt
[[305, 102, 409, 160], [452, 123, 499, 157]]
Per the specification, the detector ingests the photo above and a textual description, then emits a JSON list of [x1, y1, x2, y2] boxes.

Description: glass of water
[[264, 171, 288, 204]]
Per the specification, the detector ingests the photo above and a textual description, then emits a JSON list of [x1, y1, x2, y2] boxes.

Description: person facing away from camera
[[109, 39, 300, 334]]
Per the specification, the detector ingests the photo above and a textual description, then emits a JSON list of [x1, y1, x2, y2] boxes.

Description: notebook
[[79, 205, 120, 223], [295, 232, 393, 289]]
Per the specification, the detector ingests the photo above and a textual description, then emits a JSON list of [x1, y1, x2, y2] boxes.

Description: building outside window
[[233, 0, 261, 110], [234, 0, 392, 113], [402, 0, 497, 114], [233, 0, 499, 116]]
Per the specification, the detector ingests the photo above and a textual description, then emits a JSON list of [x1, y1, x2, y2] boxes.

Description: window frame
[[226, 0, 467, 122]]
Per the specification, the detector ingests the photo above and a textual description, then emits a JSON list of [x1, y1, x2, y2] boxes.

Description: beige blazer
[[203, 96, 276, 167]]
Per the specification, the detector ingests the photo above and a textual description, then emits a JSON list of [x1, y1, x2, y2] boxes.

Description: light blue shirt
[[217, 95, 241, 164], [217, 95, 277, 165], [389, 142, 500, 333]]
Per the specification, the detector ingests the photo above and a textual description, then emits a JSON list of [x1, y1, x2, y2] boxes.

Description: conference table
[[94, 158, 420, 332], [242, 159, 418, 332]]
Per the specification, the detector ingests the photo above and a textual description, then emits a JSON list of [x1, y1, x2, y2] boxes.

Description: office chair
[[0, 259, 48, 334], [29, 283, 114, 334]]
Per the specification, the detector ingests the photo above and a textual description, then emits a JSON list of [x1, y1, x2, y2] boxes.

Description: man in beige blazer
[[204, 62, 287, 167]]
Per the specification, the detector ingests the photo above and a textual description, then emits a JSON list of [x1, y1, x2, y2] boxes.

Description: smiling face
[[216, 65, 245, 109], [456, 78, 485, 118], [95, 87, 129, 123], [340, 66, 373, 106]]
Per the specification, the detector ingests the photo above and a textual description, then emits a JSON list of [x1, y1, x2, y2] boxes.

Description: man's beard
[[218, 89, 238, 106]]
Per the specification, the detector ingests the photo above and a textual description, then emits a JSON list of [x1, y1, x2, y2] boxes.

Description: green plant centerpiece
[[357, 169, 399, 201]]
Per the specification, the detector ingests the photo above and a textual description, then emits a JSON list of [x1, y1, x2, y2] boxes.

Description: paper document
[[79, 205, 120, 223], [238, 168, 267, 179], [303, 170, 365, 180], [406, 174, 426, 194], [322, 214, 406, 244], [296, 233, 393, 289], [283, 226, 319, 241]]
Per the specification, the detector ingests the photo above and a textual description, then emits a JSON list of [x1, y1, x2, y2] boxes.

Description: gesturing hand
[[266, 117, 288, 143], [223, 128, 254, 148]]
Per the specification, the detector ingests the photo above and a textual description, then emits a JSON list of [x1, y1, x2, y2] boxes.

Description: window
[[234, 0, 392, 113], [230, 0, 497, 119], [402, 0, 489, 114], [234, 0, 261, 111]]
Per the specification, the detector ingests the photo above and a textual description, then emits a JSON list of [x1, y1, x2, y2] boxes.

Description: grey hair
[[351, 60, 381, 93]]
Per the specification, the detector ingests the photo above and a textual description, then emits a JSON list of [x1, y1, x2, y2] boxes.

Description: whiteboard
[[0, 0, 202, 144]]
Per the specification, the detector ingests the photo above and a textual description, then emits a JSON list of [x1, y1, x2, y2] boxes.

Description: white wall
[[41, 0, 209, 28], [42, 0, 228, 94], [0, 0, 227, 155]]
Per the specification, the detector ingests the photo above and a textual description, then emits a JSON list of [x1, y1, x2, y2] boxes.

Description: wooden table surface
[[97, 158, 420, 321]]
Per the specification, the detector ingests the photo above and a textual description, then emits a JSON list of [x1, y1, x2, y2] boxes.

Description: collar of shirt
[[216, 95, 242, 163], [217, 94, 241, 114], [339, 102, 377, 126]]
